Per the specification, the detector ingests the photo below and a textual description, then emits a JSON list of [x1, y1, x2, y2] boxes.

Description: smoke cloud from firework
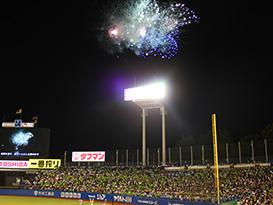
[[100, 0, 199, 59]]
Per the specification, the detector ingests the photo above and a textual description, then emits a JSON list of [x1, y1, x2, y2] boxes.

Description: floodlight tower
[[124, 83, 167, 166]]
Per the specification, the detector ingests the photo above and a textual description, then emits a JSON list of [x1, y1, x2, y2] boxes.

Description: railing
[[63, 139, 273, 166]]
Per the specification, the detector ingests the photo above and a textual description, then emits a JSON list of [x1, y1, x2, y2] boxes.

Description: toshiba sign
[[0, 160, 29, 169]]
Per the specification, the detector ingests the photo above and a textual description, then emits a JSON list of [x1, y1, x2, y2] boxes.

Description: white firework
[[99, 0, 199, 59]]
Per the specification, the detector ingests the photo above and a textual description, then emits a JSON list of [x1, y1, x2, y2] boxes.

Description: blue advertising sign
[[14, 119, 22, 127], [0, 189, 216, 205]]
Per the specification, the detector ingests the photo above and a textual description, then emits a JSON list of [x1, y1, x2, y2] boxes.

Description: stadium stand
[[22, 166, 273, 204]]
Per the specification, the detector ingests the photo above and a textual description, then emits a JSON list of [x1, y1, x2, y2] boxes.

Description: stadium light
[[124, 83, 165, 101], [124, 82, 167, 166]]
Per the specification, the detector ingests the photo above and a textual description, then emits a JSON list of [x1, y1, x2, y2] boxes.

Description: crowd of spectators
[[23, 165, 273, 204]]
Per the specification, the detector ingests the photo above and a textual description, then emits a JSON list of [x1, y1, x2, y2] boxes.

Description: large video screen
[[0, 128, 50, 159]]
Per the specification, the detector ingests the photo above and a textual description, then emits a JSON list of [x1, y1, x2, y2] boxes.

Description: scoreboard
[[0, 128, 50, 159]]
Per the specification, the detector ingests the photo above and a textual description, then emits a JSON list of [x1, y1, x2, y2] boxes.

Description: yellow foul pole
[[212, 114, 220, 204]]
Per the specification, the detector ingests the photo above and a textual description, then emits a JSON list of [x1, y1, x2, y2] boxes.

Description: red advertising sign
[[0, 160, 29, 169], [72, 151, 105, 162]]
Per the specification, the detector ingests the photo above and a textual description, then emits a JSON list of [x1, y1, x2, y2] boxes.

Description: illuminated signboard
[[72, 151, 105, 162], [29, 159, 61, 169], [22, 123, 35, 128], [124, 83, 165, 101], [1, 122, 15, 128], [2, 122, 34, 128], [0, 160, 29, 169]]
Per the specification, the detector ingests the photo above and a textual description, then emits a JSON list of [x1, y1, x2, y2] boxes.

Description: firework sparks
[[10, 130, 34, 150], [99, 0, 199, 59]]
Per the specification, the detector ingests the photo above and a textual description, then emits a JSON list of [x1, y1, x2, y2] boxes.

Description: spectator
[[24, 165, 273, 203]]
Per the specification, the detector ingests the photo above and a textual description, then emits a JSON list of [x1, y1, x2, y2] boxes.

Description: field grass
[[0, 195, 102, 205]]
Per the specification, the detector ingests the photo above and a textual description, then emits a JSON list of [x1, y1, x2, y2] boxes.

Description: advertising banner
[[1, 122, 15, 128], [22, 122, 35, 128], [29, 159, 61, 169], [72, 151, 105, 162], [2, 121, 34, 128], [0, 160, 29, 169], [0, 189, 216, 205]]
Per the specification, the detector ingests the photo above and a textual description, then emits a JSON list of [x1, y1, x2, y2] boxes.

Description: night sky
[[0, 0, 272, 158]]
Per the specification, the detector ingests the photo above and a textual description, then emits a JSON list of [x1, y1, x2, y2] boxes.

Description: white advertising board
[[1, 122, 15, 128], [72, 151, 105, 162], [22, 123, 35, 128]]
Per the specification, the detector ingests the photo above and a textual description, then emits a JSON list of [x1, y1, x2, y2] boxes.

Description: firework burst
[[99, 0, 199, 59]]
